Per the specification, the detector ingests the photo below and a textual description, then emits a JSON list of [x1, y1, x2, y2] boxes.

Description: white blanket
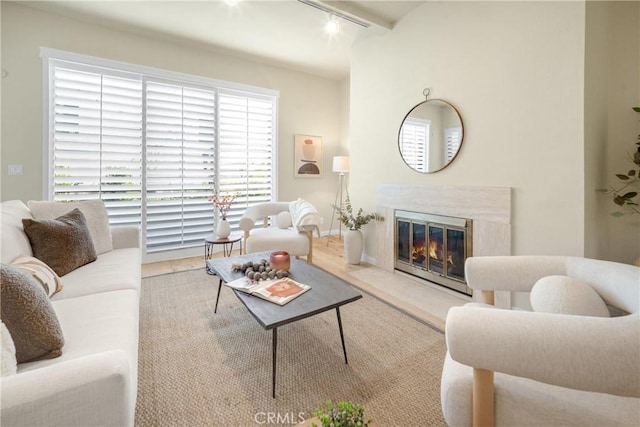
[[289, 198, 322, 232]]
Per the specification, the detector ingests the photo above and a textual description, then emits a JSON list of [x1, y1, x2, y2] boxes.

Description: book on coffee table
[[224, 276, 311, 306]]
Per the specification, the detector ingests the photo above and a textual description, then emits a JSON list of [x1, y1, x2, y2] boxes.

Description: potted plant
[[599, 107, 640, 216], [333, 197, 383, 264], [311, 400, 373, 427]]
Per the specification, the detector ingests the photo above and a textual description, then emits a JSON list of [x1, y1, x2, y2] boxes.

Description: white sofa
[[0, 200, 141, 427], [239, 200, 322, 263], [441, 256, 640, 427]]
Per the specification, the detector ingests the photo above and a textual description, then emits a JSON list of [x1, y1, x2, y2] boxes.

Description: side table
[[204, 232, 242, 274]]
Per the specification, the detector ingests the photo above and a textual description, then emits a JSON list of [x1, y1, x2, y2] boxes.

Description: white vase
[[344, 229, 363, 265], [216, 218, 231, 239]]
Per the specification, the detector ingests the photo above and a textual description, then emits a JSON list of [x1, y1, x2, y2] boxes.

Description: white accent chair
[[239, 200, 321, 263], [441, 256, 640, 427]]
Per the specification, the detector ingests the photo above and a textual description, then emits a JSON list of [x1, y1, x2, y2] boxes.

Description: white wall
[[350, 1, 589, 259], [598, 2, 640, 265], [584, 1, 611, 261], [0, 2, 346, 235]]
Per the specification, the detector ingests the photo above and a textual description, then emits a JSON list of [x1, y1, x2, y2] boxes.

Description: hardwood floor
[[142, 235, 469, 330]]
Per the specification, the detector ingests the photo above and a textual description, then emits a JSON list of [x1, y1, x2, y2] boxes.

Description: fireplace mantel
[[375, 184, 512, 274]]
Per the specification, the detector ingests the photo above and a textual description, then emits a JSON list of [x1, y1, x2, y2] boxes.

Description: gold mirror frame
[[398, 95, 464, 173]]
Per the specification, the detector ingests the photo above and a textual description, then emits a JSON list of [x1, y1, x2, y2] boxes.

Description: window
[[444, 126, 462, 163], [43, 48, 278, 258], [399, 118, 429, 172]]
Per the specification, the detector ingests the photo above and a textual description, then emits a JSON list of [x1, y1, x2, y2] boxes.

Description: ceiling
[[20, 0, 424, 79]]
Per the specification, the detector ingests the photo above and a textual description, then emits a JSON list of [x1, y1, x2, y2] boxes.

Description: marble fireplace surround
[[375, 184, 512, 300]]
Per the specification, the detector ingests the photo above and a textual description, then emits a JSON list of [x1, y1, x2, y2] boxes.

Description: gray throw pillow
[[0, 264, 65, 363], [22, 208, 97, 276]]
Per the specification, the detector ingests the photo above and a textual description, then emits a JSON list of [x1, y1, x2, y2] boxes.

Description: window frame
[[41, 47, 279, 261]]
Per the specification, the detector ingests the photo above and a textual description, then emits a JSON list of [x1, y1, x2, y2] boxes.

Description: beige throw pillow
[[11, 256, 63, 297], [0, 264, 65, 363], [28, 200, 113, 255], [530, 275, 610, 317], [22, 208, 97, 276]]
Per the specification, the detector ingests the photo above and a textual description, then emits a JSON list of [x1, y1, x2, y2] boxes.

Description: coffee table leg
[[272, 327, 278, 398], [336, 307, 348, 364], [214, 277, 222, 313]]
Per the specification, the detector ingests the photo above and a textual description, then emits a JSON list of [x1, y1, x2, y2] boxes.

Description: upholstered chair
[[441, 256, 640, 427], [239, 199, 321, 263]]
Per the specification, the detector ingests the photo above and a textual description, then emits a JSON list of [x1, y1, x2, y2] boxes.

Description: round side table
[[204, 232, 242, 274]]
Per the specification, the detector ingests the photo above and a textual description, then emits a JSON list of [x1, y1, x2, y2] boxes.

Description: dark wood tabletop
[[206, 251, 362, 330]]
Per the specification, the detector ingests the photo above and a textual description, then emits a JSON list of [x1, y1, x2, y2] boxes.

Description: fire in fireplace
[[395, 210, 472, 295]]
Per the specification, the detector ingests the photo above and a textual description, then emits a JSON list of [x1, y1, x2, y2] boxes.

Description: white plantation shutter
[[45, 50, 277, 258], [445, 126, 462, 163], [399, 118, 429, 172], [218, 92, 274, 225], [145, 81, 216, 252], [51, 64, 143, 226]]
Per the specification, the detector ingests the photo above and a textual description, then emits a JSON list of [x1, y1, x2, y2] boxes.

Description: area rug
[[135, 268, 447, 426]]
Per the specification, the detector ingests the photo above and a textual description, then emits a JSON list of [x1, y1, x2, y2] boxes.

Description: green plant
[[311, 400, 373, 427], [333, 197, 384, 231], [600, 107, 640, 216]]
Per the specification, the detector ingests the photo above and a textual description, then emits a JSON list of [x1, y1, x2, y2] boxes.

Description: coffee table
[[206, 252, 363, 398]]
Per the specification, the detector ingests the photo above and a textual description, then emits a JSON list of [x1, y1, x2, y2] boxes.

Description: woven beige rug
[[136, 268, 447, 426]]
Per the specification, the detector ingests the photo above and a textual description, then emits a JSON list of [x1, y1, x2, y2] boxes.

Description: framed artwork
[[294, 134, 323, 178]]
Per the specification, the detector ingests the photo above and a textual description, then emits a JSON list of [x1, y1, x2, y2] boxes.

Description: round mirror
[[398, 98, 464, 173]]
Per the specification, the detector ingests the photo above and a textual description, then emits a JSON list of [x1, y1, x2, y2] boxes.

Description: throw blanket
[[289, 198, 322, 232]]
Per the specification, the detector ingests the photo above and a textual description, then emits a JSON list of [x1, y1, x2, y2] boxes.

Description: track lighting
[[297, 0, 370, 30], [325, 14, 339, 34]]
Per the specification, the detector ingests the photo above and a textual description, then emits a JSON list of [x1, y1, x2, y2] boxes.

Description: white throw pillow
[[276, 211, 293, 229], [27, 200, 113, 255], [11, 256, 64, 297], [1, 322, 17, 376], [530, 275, 610, 317]]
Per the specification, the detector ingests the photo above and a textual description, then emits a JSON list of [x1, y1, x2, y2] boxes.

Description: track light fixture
[[325, 13, 340, 34], [297, 0, 370, 29]]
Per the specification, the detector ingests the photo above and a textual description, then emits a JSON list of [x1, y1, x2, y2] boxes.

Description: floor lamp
[[328, 156, 350, 244]]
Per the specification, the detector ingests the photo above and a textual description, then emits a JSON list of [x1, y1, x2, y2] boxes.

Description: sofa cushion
[[19, 289, 139, 374], [28, 200, 113, 255], [14, 289, 139, 427], [22, 208, 97, 277], [530, 275, 610, 317], [0, 264, 65, 363], [245, 227, 310, 256], [11, 256, 63, 297], [0, 200, 33, 264], [1, 321, 17, 376], [52, 248, 141, 300]]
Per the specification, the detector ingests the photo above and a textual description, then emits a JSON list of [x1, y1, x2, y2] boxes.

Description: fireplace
[[395, 210, 472, 295]]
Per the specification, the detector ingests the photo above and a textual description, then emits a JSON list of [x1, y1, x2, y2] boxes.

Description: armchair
[[239, 199, 321, 263], [441, 256, 640, 427]]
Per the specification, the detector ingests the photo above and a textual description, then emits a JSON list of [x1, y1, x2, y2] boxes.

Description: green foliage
[[333, 197, 384, 231], [311, 400, 373, 427], [602, 107, 640, 216]]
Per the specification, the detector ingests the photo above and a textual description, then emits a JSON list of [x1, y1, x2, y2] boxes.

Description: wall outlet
[[8, 164, 24, 176]]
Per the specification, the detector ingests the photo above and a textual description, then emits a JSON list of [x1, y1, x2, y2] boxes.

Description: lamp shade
[[332, 156, 350, 173]]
